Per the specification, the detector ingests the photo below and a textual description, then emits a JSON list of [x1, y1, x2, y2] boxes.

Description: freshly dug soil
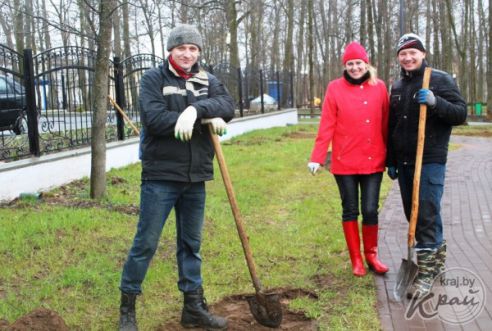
[[157, 288, 318, 331], [1, 288, 318, 330], [4, 308, 68, 331]]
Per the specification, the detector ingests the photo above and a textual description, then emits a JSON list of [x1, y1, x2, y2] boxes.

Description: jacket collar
[[343, 70, 370, 85], [165, 59, 209, 86]]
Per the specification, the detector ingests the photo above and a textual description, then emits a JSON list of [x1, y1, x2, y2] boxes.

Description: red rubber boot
[[342, 221, 366, 277], [362, 224, 389, 274]]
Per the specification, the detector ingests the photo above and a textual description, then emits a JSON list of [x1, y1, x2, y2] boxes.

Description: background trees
[[1, 0, 490, 113]]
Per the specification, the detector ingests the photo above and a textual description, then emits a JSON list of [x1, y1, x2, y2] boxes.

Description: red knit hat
[[342, 42, 369, 64]]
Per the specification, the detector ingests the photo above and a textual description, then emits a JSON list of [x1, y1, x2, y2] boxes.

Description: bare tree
[[137, 0, 157, 56], [90, 0, 116, 199], [13, 0, 25, 55], [0, 3, 15, 49], [282, 0, 294, 106]]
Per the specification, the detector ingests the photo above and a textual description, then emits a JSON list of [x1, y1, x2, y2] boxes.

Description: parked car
[[0, 75, 26, 135]]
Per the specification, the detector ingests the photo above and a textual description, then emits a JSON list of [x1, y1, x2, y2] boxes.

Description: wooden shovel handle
[[208, 125, 263, 293], [108, 95, 140, 135], [408, 67, 432, 247]]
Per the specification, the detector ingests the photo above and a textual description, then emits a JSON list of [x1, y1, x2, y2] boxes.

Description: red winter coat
[[310, 76, 389, 175]]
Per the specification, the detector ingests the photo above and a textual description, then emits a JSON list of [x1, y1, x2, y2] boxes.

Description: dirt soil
[[0, 288, 317, 330], [2, 308, 68, 331], [157, 288, 318, 331]]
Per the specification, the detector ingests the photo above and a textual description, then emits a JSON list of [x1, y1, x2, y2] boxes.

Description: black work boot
[[181, 287, 227, 330], [119, 292, 138, 331]]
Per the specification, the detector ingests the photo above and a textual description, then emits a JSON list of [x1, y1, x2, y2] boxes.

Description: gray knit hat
[[166, 24, 203, 51]]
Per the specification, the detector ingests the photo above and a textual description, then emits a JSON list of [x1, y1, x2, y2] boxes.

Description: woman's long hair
[[367, 64, 378, 85]]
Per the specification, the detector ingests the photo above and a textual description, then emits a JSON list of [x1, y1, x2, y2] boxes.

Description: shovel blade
[[246, 292, 283, 328], [393, 258, 418, 301]]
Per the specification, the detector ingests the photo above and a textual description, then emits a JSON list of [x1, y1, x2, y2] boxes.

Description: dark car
[[0, 75, 26, 135]]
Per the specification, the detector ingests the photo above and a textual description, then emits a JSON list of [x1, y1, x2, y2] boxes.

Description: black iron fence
[[0, 44, 294, 162]]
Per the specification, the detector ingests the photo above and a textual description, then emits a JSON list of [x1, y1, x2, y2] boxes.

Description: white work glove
[[307, 162, 321, 175], [201, 117, 227, 136], [174, 106, 197, 141]]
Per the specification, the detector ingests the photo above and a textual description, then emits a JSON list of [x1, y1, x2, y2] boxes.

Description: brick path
[[377, 136, 492, 330]]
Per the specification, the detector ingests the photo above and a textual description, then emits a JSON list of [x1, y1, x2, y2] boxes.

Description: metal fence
[[0, 44, 294, 162]]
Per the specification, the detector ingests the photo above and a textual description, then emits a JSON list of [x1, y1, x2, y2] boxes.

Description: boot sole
[[367, 264, 389, 275], [181, 322, 227, 330]]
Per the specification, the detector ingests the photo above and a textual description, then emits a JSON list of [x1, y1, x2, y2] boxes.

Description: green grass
[[0, 124, 390, 330], [452, 123, 492, 137]]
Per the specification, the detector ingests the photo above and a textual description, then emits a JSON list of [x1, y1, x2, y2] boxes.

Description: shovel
[[393, 67, 432, 302], [208, 125, 283, 328], [108, 95, 140, 135]]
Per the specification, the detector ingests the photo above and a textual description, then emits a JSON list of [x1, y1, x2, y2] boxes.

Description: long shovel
[[208, 125, 283, 328], [108, 95, 140, 135], [393, 67, 432, 302]]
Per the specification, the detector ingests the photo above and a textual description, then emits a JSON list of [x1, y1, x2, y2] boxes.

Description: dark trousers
[[397, 163, 445, 249], [120, 180, 206, 294], [334, 173, 383, 225]]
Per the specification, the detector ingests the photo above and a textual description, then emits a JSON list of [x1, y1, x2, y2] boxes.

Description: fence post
[[114, 57, 125, 140], [23, 49, 40, 157], [237, 67, 243, 117], [259, 69, 264, 114]]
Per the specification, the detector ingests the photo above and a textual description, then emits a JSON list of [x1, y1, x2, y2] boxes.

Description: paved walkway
[[377, 135, 492, 330]]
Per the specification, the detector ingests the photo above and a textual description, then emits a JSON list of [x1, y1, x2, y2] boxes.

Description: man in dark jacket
[[118, 24, 235, 331], [387, 33, 467, 299]]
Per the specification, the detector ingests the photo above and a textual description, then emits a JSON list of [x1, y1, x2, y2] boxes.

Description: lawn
[[0, 125, 391, 330], [452, 123, 492, 137]]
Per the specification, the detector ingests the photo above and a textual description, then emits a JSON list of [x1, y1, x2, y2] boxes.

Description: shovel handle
[[108, 95, 141, 135], [408, 67, 432, 247], [208, 125, 263, 293]]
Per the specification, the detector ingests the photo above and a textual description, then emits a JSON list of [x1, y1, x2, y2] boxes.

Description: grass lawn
[[452, 123, 492, 137], [0, 124, 392, 330]]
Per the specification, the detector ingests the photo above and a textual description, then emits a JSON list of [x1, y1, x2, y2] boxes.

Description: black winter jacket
[[387, 62, 467, 167], [139, 60, 235, 182]]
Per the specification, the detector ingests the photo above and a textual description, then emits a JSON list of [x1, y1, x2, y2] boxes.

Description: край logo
[[405, 267, 486, 325]]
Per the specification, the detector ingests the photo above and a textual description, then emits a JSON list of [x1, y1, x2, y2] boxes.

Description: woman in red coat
[[308, 42, 389, 277]]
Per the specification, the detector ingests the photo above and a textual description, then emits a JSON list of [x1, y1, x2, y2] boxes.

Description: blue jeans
[[397, 163, 445, 249], [334, 173, 383, 225], [120, 180, 206, 294]]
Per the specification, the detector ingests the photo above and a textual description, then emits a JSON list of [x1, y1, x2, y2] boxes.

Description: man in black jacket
[[386, 33, 467, 299], [118, 24, 235, 331]]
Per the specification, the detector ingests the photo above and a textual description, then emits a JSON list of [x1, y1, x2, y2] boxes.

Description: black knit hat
[[396, 33, 426, 54], [166, 24, 203, 51]]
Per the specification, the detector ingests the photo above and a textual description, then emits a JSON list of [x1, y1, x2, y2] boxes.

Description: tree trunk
[[90, 0, 116, 199], [432, 0, 440, 68], [24, 0, 35, 51], [307, 0, 314, 109], [13, 0, 24, 59], [122, 0, 131, 59], [469, 0, 476, 106], [476, 0, 485, 103], [224, 0, 239, 102], [366, 0, 375, 59], [269, 0, 280, 75], [488, 0, 492, 116], [295, 1, 306, 107], [42, 0, 52, 51], [0, 10, 15, 49], [360, 0, 366, 45], [113, 6, 122, 58], [282, 0, 294, 107]]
